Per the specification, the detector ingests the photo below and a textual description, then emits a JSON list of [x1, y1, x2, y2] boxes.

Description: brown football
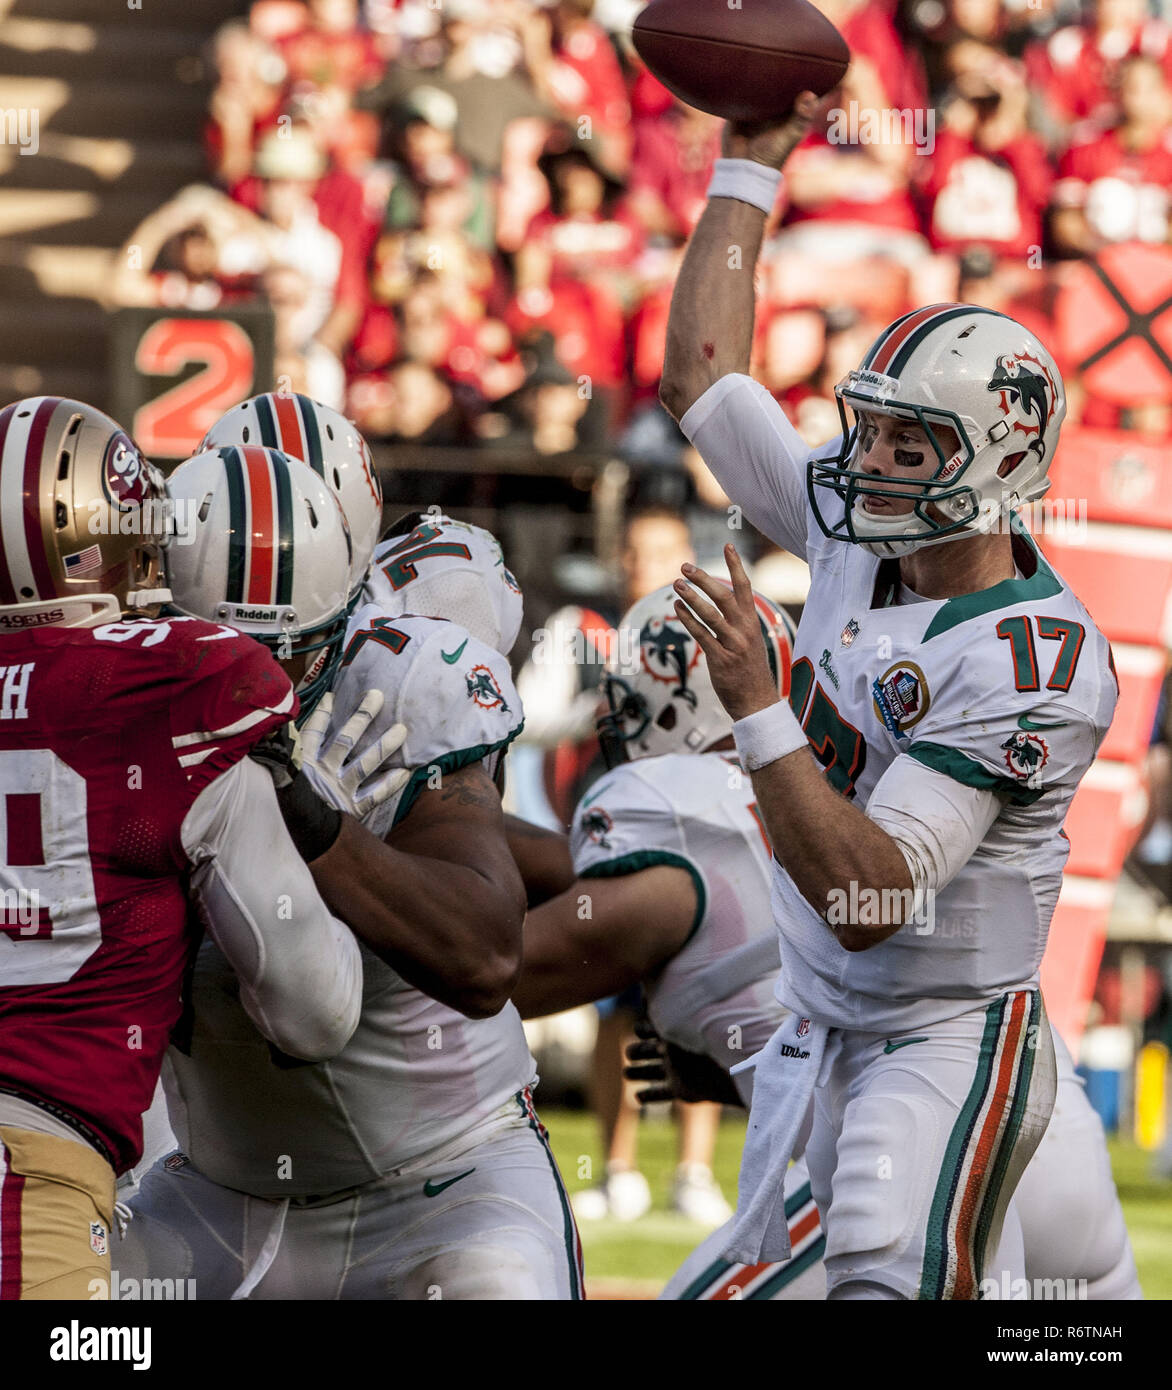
[[632, 0, 850, 123]]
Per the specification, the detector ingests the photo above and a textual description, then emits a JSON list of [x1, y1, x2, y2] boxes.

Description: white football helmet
[[369, 510, 524, 656], [199, 392, 382, 597], [165, 445, 355, 716], [598, 581, 795, 765], [809, 304, 1066, 557]]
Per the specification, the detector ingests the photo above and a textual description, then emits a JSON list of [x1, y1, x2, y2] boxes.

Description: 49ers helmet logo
[[101, 432, 149, 509], [987, 355, 1058, 464]]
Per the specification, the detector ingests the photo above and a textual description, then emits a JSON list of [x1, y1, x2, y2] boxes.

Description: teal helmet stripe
[[295, 393, 325, 475], [224, 446, 247, 604], [254, 394, 280, 449], [885, 305, 1003, 379], [272, 451, 295, 607]]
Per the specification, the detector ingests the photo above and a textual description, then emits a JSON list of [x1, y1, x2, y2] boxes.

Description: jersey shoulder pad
[[903, 592, 1115, 804], [571, 755, 696, 878], [89, 616, 296, 792], [330, 605, 523, 821]]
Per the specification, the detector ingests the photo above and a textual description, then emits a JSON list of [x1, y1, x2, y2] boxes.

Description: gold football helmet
[[0, 397, 171, 631]]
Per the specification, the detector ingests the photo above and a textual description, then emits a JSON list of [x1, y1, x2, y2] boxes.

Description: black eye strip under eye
[[894, 449, 926, 467]]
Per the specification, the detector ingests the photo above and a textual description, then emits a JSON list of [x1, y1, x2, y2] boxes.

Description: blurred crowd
[[112, 0, 1172, 502]]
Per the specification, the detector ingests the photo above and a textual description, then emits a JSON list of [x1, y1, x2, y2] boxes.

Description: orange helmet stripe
[[242, 446, 277, 605], [273, 392, 304, 462]]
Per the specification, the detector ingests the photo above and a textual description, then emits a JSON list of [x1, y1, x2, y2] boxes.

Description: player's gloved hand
[[299, 688, 410, 817], [248, 719, 303, 790], [624, 1016, 745, 1109], [249, 717, 341, 863]]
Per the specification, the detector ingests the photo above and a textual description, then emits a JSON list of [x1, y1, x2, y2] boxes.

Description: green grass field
[[541, 1106, 1172, 1299]]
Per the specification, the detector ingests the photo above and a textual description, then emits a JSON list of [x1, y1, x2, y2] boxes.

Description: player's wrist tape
[[707, 158, 783, 215], [275, 772, 344, 863], [733, 699, 808, 771]]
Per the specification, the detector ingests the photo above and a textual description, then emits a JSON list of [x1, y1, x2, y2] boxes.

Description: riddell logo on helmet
[[233, 606, 281, 623]]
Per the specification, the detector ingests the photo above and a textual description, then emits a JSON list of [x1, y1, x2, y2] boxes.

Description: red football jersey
[[0, 616, 294, 1174]]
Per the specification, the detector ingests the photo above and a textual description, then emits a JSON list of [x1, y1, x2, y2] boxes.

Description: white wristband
[[733, 700, 808, 771], [706, 157, 783, 215]]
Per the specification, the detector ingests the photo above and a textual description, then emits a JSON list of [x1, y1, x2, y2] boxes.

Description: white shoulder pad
[[570, 756, 696, 877], [362, 515, 523, 656], [329, 603, 523, 835], [898, 598, 1116, 805]]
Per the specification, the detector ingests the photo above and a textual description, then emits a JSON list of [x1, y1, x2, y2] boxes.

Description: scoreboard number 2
[[133, 317, 255, 458]]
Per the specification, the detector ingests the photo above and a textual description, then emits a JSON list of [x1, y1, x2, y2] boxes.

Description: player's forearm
[[660, 196, 767, 421], [749, 741, 914, 951], [504, 814, 576, 907], [309, 814, 524, 1018]]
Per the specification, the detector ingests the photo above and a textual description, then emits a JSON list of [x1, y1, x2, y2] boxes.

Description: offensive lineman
[[123, 464, 582, 1298], [658, 96, 1117, 1299], [0, 399, 364, 1299]]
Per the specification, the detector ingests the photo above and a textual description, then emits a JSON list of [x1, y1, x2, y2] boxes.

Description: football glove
[[300, 688, 410, 817], [624, 1015, 745, 1109]]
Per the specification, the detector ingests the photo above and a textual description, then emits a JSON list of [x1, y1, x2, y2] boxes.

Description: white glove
[[299, 688, 411, 818]]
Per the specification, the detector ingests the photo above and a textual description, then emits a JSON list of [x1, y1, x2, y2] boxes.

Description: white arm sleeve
[[866, 754, 1002, 896], [679, 373, 818, 560], [180, 757, 363, 1061]]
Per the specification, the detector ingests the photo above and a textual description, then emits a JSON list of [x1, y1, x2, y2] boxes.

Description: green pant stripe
[[747, 1236, 826, 1300], [516, 1092, 583, 1300], [677, 1183, 815, 1300], [919, 996, 1006, 1300], [973, 991, 1039, 1277]]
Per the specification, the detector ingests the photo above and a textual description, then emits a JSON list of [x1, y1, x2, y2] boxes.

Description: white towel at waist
[[725, 1010, 828, 1264]]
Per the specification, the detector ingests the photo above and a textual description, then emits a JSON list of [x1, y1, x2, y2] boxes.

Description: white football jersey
[[165, 605, 534, 1197], [362, 514, 524, 656], [683, 374, 1118, 1032], [570, 751, 784, 1090]]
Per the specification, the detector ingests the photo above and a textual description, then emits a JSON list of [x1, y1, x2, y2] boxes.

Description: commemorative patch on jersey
[[1001, 730, 1050, 787], [872, 661, 930, 740], [580, 807, 613, 848], [465, 663, 511, 713]]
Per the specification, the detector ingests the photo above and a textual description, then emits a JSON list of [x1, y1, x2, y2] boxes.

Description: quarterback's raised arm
[[659, 98, 821, 560], [181, 757, 363, 1060], [659, 97, 819, 420]]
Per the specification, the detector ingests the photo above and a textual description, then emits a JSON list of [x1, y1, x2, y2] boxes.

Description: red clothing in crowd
[[229, 168, 375, 313], [548, 20, 630, 135], [524, 207, 644, 280], [1025, 20, 1172, 125], [628, 111, 721, 236], [1054, 124, 1172, 243], [837, 0, 928, 116], [275, 23, 385, 94], [921, 130, 1053, 259], [784, 138, 921, 234], [505, 281, 625, 389]]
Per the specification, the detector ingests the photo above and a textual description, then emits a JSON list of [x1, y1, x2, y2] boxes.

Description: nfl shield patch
[[796, 1017, 811, 1038], [89, 1221, 108, 1257], [872, 661, 931, 740], [840, 618, 861, 647]]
